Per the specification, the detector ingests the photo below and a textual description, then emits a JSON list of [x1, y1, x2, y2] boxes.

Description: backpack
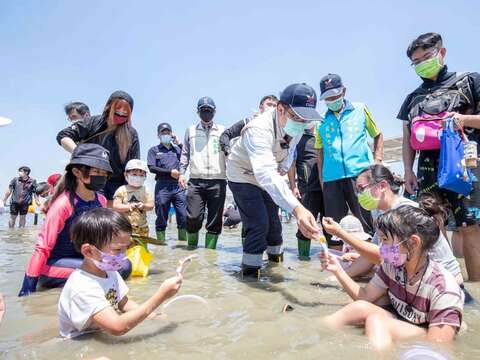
[[408, 72, 474, 151]]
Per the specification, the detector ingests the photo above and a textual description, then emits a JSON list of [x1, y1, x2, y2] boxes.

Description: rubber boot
[[178, 228, 187, 241], [205, 233, 219, 249], [187, 232, 199, 249], [297, 238, 311, 261], [241, 264, 260, 280], [156, 230, 166, 245], [267, 252, 284, 263]]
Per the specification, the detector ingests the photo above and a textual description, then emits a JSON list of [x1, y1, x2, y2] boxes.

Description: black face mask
[[199, 110, 214, 122], [84, 175, 107, 191]]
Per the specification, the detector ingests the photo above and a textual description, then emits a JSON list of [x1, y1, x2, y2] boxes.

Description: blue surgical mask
[[284, 118, 308, 137], [160, 134, 172, 144], [325, 97, 344, 112]]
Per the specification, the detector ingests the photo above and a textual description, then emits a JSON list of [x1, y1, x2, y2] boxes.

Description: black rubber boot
[[241, 264, 260, 280], [267, 252, 284, 263]]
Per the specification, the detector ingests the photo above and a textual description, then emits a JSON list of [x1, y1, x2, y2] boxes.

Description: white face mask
[[126, 174, 146, 187], [262, 105, 275, 113]]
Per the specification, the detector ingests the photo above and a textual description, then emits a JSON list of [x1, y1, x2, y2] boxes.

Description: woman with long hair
[[56, 91, 140, 206], [18, 144, 132, 297]]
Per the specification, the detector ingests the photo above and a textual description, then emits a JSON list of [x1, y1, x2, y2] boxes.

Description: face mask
[[414, 54, 443, 79], [284, 118, 309, 137], [357, 188, 380, 211], [325, 97, 344, 112], [113, 112, 128, 125], [160, 134, 172, 144], [380, 241, 408, 267], [84, 175, 107, 191], [199, 110, 214, 123], [126, 174, 146, 187], [93, 250, 128, 272]]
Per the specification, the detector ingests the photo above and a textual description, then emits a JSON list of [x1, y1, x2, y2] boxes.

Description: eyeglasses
[[357, 182, 376, 193], [410, 48, 439, 67]]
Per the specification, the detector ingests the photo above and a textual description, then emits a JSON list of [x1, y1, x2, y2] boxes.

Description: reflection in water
[[0, 216, 479, 359]]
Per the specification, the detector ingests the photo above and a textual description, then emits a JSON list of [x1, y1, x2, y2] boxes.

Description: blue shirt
[[147, 143, 182, 182], [48, 194, 102, 262]]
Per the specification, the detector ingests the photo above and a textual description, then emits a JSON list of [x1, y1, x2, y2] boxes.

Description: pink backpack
[[410, 112, 447, 151]]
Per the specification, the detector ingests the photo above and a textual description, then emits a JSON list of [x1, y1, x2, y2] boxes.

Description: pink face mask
[[379, 240, 408, 267], [93, 250, 128, 272]]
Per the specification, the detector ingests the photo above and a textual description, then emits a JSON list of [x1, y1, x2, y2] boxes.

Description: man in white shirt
[[227, 83, 321, 279]]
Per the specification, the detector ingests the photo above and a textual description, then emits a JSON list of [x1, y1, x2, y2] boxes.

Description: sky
[[1, 0, 479, 190]]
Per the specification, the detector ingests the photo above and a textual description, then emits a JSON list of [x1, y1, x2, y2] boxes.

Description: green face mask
[[357, 188, 380, 211], [325, 97, 344, 112], [414, 54, 443, 79]]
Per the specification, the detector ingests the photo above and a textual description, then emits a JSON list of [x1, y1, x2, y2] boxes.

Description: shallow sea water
[[0, 214, 479, 360]]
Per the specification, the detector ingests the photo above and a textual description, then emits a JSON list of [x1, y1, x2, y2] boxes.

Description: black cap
[[319, 74, 344, 100], [279, 83, 321, 121], [197, 96, 216, 110], [67, 143, 113, 173], [107, 90, 134, 110], [157, 122, 172, 133]]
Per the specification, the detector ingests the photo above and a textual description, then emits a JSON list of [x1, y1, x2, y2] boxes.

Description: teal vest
[[318, 101, 373, 182]]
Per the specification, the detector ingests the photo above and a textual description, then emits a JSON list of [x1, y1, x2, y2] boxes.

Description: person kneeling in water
[[321, 205, 464, 350], [18, 144, 132, 297], [58, 208, 182, 338]]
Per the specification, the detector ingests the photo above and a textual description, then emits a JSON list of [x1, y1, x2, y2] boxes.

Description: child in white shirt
[[58, 208, 182, 338]]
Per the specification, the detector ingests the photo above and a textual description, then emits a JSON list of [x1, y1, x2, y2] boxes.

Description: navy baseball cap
[[197, 96, 216, 110], [67, 143, 113, 173], [319, 74, 344, 100], [157, 122, 172, 133], [280, 83, 321, 121]]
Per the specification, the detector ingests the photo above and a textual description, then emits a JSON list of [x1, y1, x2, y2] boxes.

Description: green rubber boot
[[205, 233, 219, 249], [187, 232, 199, 249], [298, 238, 311, 261], [156, 230, 166, 245], [178, 228, 187, 241]]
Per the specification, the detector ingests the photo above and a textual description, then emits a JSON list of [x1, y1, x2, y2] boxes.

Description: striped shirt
[[371, 260, 463, 328]]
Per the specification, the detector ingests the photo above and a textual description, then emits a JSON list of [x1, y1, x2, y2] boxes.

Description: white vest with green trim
[[188, 123, 226, 180]]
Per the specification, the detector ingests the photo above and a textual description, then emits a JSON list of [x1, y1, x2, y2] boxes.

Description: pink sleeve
[[25, 193, 73, 277], [98, 193, 107, 208]]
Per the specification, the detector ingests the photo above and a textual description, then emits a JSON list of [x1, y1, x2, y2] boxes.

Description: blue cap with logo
[[197, 96, 216, 110], [280, 83, 321, 121], [319, 74, 344, 100]]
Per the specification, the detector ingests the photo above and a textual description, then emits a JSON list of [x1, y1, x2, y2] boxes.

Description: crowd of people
[[1, 31, 479, 351]]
